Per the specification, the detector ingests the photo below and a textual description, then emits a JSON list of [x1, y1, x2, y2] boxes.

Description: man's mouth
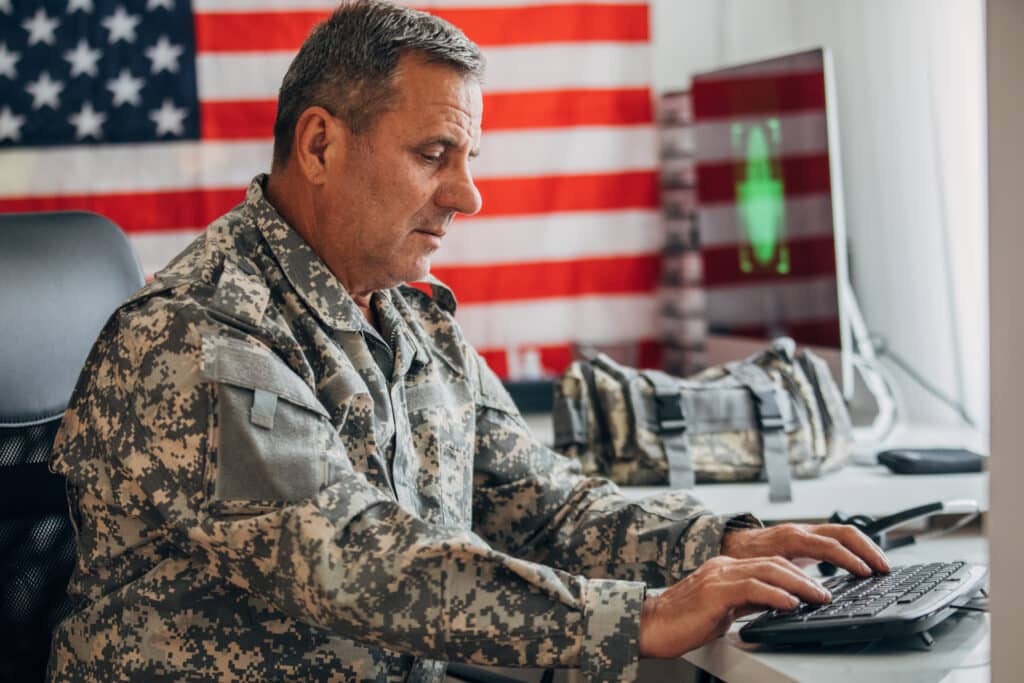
[[414, 229, 445, 248]]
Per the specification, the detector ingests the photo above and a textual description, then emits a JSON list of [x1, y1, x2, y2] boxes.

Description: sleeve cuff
[[579, 579, 646, 683], [674, 512, 763, 574]]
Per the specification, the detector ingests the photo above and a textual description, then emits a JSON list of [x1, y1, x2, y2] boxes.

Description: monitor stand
[[840, 280, 898, 457]]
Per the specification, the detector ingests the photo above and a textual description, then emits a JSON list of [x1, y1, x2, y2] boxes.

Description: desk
[[517, 415, 990, 682], [523, 415, 988, 522], [679, 531, 989, 683]]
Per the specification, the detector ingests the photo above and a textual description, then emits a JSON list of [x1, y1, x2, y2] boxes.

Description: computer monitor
[[690, 47, 853, 387]]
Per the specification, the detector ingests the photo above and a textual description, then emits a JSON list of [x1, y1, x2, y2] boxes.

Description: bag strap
[[725, 362, 793, 503], [639, 369, 695, 490], [579, 362, 613, 460], [552, 392, 588, 450]]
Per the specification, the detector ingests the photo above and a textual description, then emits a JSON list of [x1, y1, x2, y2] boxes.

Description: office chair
[[0, 212, 143, 683]]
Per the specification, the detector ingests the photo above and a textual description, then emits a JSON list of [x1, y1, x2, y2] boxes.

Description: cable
[[870, 333, 977, 429], [951, 604, 988, 613]]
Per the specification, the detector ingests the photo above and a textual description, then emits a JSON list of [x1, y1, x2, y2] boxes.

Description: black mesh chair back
[[0, 212, 143, 683]]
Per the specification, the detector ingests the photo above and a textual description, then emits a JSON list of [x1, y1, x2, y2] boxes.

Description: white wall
[[650, 0, 988, 432]]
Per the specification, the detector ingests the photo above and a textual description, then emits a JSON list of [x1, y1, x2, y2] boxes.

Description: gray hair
[[271, 0, 486, 168]]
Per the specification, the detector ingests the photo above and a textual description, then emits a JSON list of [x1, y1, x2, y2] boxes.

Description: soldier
[[47, 2, 889, 681]]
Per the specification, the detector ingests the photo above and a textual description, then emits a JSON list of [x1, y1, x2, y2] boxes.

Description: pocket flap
[[200, 335, 329, 418]]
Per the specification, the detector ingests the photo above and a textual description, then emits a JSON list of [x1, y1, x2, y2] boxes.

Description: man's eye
[[420, 151, 443, 163]]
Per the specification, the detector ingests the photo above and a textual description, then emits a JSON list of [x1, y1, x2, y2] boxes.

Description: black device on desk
[[739, 560, 987, 646], [741, 499, 986, 646]]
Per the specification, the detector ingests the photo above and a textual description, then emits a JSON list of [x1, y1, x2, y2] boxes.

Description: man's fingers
[[815, 525, 891, 573], [729, 578, 802, 612], [737, 558, 832, 605], [795, 533, 873, 576]]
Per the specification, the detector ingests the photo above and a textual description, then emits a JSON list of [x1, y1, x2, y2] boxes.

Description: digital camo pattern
[[553, 343, 851, 486], [47, 176, 741, 683]]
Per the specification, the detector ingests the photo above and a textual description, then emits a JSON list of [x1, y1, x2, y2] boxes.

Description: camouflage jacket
[[48, 176, 744, 683]]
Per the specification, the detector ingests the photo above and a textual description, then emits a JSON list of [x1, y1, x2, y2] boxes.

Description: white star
[[0, 106, 24, 142], [146, 0, 174, 9], [106, 68, 143, 107], [67, 0, 94, 12], [0, 0, 13, 14], [64, 39, 101, 77], [149, 98, 187, 137], [144, 35, 184, 74], [0, 43, 19, 80], [26, 71, 64, 110], [22, 9, 60, 46], [101, 6, 140, 44], [69, 101, 106, 140]]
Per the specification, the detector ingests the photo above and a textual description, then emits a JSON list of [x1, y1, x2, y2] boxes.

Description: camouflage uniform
[[48, 176, 749, 683]]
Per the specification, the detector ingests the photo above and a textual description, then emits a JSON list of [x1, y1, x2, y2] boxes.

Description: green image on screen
[[733, 117, 790, 275]]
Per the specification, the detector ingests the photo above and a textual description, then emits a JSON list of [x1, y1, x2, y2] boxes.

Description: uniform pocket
[[201, 335, 334, 505]]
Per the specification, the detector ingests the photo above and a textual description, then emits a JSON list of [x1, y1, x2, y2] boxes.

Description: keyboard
[[740, 561, 988, 645]]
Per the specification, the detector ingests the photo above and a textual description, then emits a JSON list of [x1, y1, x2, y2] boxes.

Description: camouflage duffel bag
[[552, 338, 852, 502]]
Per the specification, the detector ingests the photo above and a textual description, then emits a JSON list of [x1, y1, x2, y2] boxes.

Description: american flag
[[0, 0, 661, 379]]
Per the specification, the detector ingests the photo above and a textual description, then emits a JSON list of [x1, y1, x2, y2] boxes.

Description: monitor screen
[[691, 48, 844, 349]]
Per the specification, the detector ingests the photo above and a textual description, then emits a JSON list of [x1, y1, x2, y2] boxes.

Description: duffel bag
[[552, 338, 852, 502]]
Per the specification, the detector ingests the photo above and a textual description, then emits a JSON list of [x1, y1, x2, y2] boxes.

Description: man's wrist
[[720, 513, 764, 558], [580, 579, 645, 683]]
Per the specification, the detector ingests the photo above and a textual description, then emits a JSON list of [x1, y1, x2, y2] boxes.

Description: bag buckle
[[654, 390, 686, 433], [753, 388, 785, 431]]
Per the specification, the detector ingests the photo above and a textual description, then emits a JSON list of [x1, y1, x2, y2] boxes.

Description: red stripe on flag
[[474, 170, 659, 217], [717, 319, 841, 348], [0, 171, 658, 233], [200, 100, 278, 140], [701, 235, 836, 287], [691, 71, 826, 120], [478, 338, 662, 378], [485, 88, 654, 130], [695, 154, 831, 204], [195, 4, 649, 53], [0, 188, 244, 235], [200, 88, 654, 140], [432, 254, 660, 304]]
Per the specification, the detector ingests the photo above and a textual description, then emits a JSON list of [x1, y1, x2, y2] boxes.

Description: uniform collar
[[245, 175, 365, 332]]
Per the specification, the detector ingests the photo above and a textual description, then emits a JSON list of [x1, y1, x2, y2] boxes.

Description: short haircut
[[271, 0, 486, 168]]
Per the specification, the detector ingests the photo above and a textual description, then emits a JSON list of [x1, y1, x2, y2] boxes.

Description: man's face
[[314, 53, 483, 295]]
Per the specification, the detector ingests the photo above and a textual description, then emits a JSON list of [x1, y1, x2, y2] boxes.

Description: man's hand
[[638, 555, 832, 658], [637, 524, 891, 659], [720, 523, 890, 577]]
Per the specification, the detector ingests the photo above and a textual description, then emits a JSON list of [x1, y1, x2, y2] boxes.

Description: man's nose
[[437, 163, 483, 217]]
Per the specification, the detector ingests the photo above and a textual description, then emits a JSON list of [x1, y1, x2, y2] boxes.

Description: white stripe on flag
[[705, 277, 838, 327], [0, 126, 655, 197], [130, 230, 205, 276], [456, 294, 658, 348], [697, 195, 835, 246], [435, 209, 663, 265], [692, 111, 828, 163], [198, 43, 653, 100], [481, 125, 656, 177]]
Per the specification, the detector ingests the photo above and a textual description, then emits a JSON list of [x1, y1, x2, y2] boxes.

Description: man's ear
[[293, 107, 345, 184]]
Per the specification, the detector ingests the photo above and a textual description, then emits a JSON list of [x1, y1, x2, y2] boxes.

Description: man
[[48, 2, 888, 681]]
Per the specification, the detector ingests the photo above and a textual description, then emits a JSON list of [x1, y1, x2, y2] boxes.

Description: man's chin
[[402, 260, 432, 285]]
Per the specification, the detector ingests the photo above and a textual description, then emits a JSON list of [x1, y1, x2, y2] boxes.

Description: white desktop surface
[[523, 416, 988, 522], [680, 532, 989, 683]]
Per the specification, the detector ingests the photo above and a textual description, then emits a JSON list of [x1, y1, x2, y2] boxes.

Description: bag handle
[[639, 369, 695, 490], [725, 362, 793, 503]]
